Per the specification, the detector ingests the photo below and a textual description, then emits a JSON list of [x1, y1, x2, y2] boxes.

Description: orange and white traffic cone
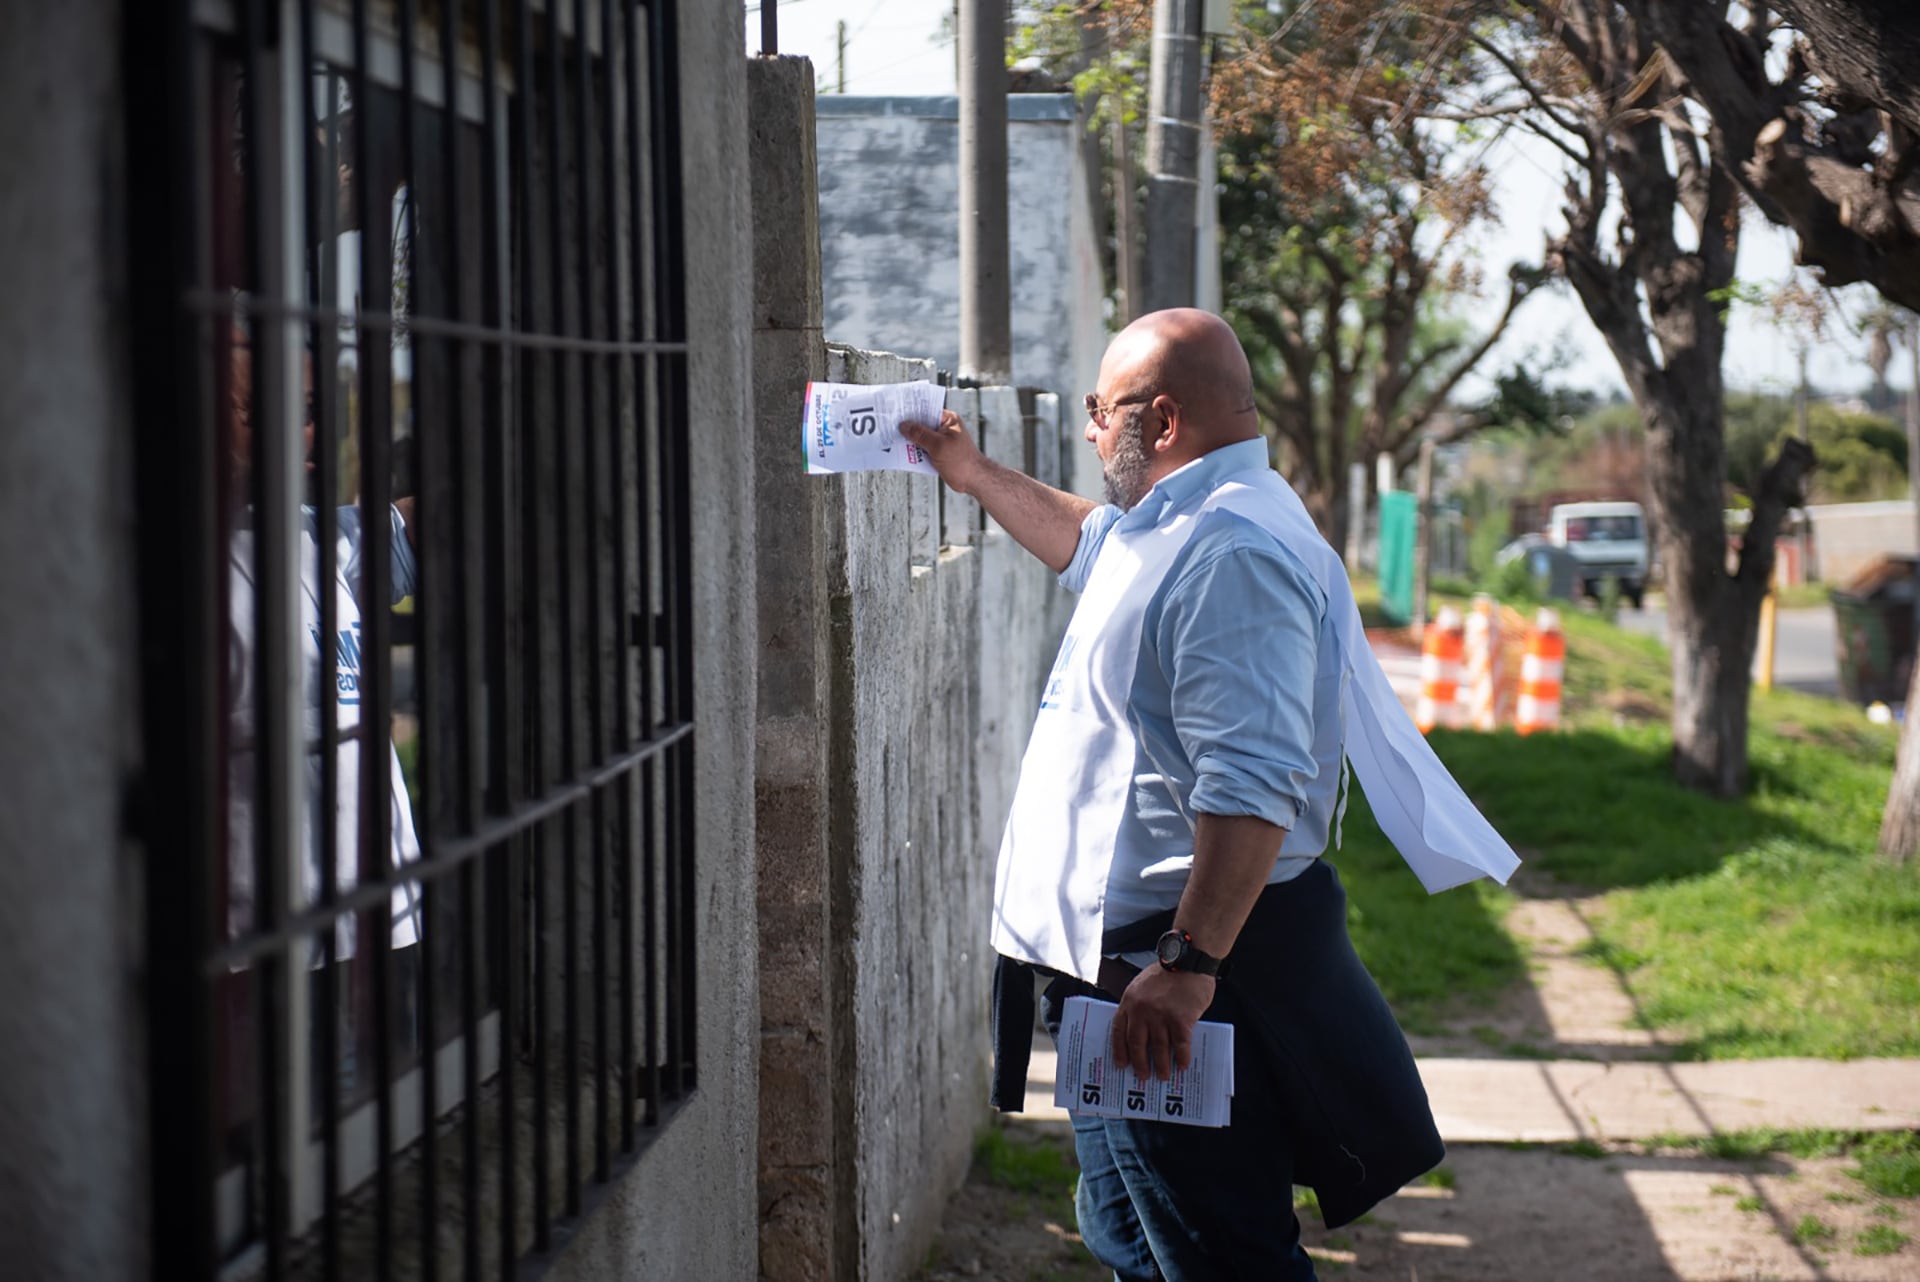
[[1465, 594, 1501, 732], [1416, 606, 1467, 734], [1516, 608, 1565, 735]]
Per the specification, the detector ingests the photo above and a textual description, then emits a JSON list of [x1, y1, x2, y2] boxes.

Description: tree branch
[[1384, 267, 1542, 456], [1734, 435, 1817, 603], [1472, 32, 1592, 145]]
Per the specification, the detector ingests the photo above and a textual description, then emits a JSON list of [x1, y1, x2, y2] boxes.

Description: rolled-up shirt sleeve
[[1058, 504, 1123, 593], [1150, 535, 1325, 830]]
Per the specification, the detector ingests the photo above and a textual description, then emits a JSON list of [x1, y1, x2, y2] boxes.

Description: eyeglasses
[[1084, 390, 1158, 429]]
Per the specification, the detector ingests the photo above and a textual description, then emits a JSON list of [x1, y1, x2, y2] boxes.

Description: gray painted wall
[[816, 96, 1110, 503], [0, 4, 147, 1281]]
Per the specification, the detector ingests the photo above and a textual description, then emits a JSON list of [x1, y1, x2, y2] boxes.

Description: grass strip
[[1337, 601, 1920, 1059]]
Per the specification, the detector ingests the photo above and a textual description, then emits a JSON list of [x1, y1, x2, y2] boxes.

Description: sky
[[747, 0, 1912, 402]]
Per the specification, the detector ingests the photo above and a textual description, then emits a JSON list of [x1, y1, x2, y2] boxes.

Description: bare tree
[[1482, 1, 1814, 795]]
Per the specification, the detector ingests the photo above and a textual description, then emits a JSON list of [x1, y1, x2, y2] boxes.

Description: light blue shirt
[[1058, 439, 1342, 929]]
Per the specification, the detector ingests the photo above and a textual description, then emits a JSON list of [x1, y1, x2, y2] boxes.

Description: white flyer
[[1052, 995, 1234, 1128], [800, 380, 947, 477]]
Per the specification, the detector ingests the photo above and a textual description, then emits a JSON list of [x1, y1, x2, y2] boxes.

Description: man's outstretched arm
[[902, 410, 1096, 576]]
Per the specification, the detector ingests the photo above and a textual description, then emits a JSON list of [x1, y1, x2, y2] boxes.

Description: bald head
[[1102, 308, 1256, 446], [1085, 309, 1259, 509]]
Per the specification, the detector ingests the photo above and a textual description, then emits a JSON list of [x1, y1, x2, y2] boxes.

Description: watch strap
[[1157, 929, 1224, 977]]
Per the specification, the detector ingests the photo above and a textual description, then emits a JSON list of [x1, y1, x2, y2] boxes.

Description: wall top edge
[[815, 94, 1076, 123]]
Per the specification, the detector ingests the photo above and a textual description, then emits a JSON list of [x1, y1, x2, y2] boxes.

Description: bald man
[[905, 310, 1446, 1281]]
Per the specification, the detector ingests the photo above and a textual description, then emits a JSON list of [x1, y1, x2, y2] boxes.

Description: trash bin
[[1831, 555, 1918, 706], [1525, 544, 1581, 602]]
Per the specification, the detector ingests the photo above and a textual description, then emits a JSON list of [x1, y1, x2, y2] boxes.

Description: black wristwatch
[[1155, 929, 1224, 977]]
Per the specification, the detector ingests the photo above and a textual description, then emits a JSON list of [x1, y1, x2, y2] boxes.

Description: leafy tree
[[1723, 393, 1902, 499], [1207, 0, 1546, 537], [1016, 1, 1549, 538], [1460, 0, 1815, 796], [1724, 392, 1797, 493], [1798, 403, 1908, 500]]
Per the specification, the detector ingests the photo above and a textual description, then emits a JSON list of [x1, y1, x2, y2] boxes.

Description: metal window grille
[[127, 2, 696, 1278]]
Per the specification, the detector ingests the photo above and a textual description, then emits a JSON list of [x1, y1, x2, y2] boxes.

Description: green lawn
[[1339, 606, 1920, 1059]]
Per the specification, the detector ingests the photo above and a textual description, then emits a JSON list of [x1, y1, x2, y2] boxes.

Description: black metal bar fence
[[128, 2, 697, 1279]]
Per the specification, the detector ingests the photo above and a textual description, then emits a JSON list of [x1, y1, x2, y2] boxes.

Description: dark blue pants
[[1045, 976, 1318, 1282]]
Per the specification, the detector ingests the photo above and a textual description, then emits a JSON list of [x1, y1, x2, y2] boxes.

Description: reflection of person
[[221, 334, 423, 1030], [904, 310, 1517, 1280]]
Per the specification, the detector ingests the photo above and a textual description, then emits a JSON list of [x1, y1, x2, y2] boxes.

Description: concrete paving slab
[[1299, 1145, 1920, 1282], [1420, 1057, 1920, 1143], [1504, 896, 1668, 1051], [1018, 1046, 1920, 1141]]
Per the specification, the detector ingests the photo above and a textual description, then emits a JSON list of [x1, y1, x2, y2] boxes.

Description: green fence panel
[[1379, 490, 1417, 626]]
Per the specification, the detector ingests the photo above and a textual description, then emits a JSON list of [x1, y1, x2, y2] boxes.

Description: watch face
[[1156, 932, 1184, 967]]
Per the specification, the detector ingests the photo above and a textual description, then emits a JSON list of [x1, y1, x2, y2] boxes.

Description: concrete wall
[[1805, 499, 1918, 586], [748, 54, 849, 1282], [815, 95, 1109, 502], [0, 5, 148, 1281], [751, 346, 1068, 1282], [755, 64, 1078, 1281]]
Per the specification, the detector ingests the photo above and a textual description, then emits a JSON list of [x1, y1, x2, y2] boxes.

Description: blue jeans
[[1047, 977, 1318, 1282]]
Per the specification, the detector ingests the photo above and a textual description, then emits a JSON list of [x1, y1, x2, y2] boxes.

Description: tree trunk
[[1668, 587, 1760, 795], [1642, 389, 1764, 796], [1879, 653, 1920, 863], [1774, 0, 1920, 138]]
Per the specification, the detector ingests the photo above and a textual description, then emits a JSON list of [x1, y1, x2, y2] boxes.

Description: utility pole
[[956, 0, 1013, 383], [1413, 439, 1436, 634], [1112, 112, 1140, 322], [836, 20, 847, 93], [1143, 0, 1204, 313], [1796, 343, 1811, 439], [958, 0, 1012, 383], [1110, 12, 1141, 322], [1345, 461, 1367, 573]]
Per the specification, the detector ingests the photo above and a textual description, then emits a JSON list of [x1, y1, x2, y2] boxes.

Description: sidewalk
[[951, 632, 1920, 1278], [1015, 1044, 1920, 1142]]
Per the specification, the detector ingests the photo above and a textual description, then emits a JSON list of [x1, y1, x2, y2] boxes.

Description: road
[[1617, 603, 1841, 699]]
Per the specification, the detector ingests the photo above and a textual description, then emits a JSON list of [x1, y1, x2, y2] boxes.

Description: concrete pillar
[[0, 4, 147, 1280], [747, 55, 851, 1282]]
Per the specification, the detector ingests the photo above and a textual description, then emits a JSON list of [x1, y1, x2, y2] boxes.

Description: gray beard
[[1102, 413, 1154, 510]]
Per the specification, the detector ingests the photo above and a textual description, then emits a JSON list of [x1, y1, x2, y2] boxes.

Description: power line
[[846, 0, 889, 44], [836, 36, 956, 94]]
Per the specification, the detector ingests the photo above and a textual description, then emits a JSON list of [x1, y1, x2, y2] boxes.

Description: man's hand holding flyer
[[800, 380, 948, 476], [1053, 995, 1235, 1128]]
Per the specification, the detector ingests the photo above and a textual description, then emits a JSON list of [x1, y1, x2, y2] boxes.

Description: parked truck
[[1547, 499, 1650, 608]]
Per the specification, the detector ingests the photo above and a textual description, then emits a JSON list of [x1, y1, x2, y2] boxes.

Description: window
[[130, 3, 696, 1278]]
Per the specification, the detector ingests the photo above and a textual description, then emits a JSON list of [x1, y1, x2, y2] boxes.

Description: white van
[[1548, 500, 1650, 608]]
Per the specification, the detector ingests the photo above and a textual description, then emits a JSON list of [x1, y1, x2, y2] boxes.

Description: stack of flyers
[[1052, 995, 1234, 1128]]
